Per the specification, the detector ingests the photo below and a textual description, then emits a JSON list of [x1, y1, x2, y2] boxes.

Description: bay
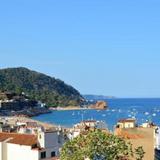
[[33, 98, 160, 130]]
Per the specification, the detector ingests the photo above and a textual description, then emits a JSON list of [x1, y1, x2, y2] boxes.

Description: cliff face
[[89, 101, 108, 110], [0, 67, 84, 107]]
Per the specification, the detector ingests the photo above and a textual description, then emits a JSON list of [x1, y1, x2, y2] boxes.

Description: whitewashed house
[[117, 119, 136, 129], [74, 120, 106, 129], [17, 121, 44, 135], [68, 120, 107, 140], [0, 130, 60, 160]]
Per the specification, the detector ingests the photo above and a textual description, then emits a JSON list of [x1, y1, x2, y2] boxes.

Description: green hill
[[0, 67, 84, 107]]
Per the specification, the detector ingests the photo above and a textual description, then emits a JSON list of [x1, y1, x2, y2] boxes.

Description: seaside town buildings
[[0, 92, 50, 117], [115, 119, 157, 160], [68, 120, 107, 139], [0, 114, 159, 160], [74, 120, 107, 130], [116, 118, 136, 129], [0, 117, 67, 160], [0, 131, 60, 160]]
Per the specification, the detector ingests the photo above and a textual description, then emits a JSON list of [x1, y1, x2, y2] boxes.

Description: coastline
[[52, 106, 92, 111], [0, 107, 52, 117], [50, 101, 108, 111], [0, 116, 58, 130]]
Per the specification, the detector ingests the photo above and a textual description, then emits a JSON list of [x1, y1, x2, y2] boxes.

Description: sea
[[33, 98, 160, 131]]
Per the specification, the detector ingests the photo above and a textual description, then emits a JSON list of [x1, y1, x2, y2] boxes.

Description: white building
[[155, 127, 160, 150], [74, 120, 107, 129], [0, 131, 60, 160], [67, 129, 81, 140], [154, 127, 160, 160], [117, 119, 136, 129], [68, 120, 107, 140], [17, 121, 44, 135], [140, 122, 154, 128]]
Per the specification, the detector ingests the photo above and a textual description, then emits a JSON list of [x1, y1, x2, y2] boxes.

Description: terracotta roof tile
[[0, 132, 37, 146], [118, 119, 136, 123]]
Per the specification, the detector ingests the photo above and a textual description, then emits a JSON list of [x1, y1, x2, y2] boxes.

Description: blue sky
[[0, 0, 160, 97]]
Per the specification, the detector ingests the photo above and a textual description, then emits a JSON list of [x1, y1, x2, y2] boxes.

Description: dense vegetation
[[0, 67, 84, 107], [60, 129, 145, 160]]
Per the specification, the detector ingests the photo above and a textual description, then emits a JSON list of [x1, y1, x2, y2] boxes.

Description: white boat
[[152, 113, 156, 117], [128, 114, 132, 117], [144, 112, 149, 115], [118, 109, 122, 113]]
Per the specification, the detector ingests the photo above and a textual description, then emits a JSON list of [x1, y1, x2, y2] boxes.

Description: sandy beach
[[0, 116, 57, 130]]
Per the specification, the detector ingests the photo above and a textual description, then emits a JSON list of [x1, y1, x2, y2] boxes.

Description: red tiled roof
[[0, 132, 37, 146], [118, 119, 136, 123]]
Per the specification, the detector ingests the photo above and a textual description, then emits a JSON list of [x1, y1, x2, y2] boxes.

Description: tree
[[0, 67, 84, 107], [135, 147, 145, 160], [60, 129, 145, 160]]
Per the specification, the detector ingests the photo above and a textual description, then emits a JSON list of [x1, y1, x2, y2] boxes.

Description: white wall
[[0, 131, 60, 160], [2, 141, 7, 160], [155, 128, 160, 149], [38, 131, 59, 148], [68, 130, 80, 140], [45, 132, 59, 148], [38, 132, 45, 148], [0, 142, 2, 160], [0, 141, 58, 160], [124, 122, 135, 128], [118, 122, 135, 128], [7, 143, 39, 160], [38, 131, 59, 158], [44, 147, 59, 158]]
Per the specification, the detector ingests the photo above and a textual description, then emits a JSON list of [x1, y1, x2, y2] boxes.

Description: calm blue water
[[33, 98, 160, 130]]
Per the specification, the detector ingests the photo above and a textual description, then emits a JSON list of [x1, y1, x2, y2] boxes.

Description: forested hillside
[[0, 67, 84, 107]]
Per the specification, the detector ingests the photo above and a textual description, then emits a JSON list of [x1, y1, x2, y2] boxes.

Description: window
[[51, 151, 56, 157], [41, 152, 46, 159]]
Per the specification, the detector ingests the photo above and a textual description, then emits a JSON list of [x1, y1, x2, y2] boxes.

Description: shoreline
[[52, 107, 93, 111], [0, 116, 59, 130]]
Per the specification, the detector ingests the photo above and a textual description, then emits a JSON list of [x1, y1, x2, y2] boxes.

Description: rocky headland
[[88, 101, 108, 110]]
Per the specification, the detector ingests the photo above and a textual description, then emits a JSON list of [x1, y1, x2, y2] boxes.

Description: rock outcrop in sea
[[89, 101, 108, 110]]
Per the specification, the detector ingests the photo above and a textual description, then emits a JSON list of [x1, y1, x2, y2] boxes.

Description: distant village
[[0, 92, 160, 160], [0, 91, 51, 117]]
